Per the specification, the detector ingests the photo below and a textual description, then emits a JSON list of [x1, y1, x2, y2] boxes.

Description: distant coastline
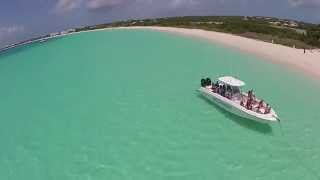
[[2, 16, 320, 53], [0, 29, 75, 54], [1, 16, 320, 80], [0, 36, 51, 53], [77, 16, 320, 49]]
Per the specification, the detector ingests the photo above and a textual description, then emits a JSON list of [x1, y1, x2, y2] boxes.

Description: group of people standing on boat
[[202, 78, 235, 99], [201, 77, 272, 114], [201, 78, 227, 96], [211, 81, 233, 99], [240, 89, 271, 114], [241, 89, 254, 110]]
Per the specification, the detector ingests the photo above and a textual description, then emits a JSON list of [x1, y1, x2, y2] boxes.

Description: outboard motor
[[201, 79, 206, 87], [206, 78, 212, 86]]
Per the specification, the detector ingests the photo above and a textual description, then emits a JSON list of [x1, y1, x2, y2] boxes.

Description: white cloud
[[86, 0, 128, 9], [169, 0, 198, 8], [55, 0, 82, 13], [288, 0, 320, 8], [0, 25, 24, 40], [54, 0, 131, 12], [54, 0, 199, 12]]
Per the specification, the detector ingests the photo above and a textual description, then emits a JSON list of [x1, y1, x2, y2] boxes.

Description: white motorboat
[[198, 76, 279, 123]]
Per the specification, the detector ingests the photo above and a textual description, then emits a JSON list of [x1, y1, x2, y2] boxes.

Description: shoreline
[[122, 26, 320, 81], [0, 35, 64, 54], [2, 26, 320, 81], [74, 26, 320, 81]]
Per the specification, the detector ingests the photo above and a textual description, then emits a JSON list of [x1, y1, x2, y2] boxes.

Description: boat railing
[[205, 84, 272, 115]]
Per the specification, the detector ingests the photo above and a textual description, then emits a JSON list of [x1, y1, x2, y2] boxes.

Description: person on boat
[[211, 86, 216, 93], [257, 100, 264, 113], [265, 104, 271, 114], [226, 85, 232, 94], [213, 82, 219, 93], [248, 89, 255, 99], [222, 85, 226, 97], [250, 89, 256, 98], [206, 78, 211, 86], [215, 81, 219, 88], [246, 98, 251, 110], [248, 90, 252, 98], [240, 100, 244, 107], [240, 95, 245, 107], [245, 90, 253, 110], [218, 84, 222, 95], [211, 81, 217, 92], [226, 92, 232, 99], [251, 90, 256, 100]]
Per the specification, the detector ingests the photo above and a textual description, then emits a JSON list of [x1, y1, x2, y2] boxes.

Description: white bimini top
[[218, 76, 245, 87]]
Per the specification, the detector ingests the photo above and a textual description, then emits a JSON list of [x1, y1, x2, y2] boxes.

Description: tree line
[[76, 16, 320, 49]]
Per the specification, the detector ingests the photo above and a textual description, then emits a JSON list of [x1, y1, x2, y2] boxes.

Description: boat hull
[[198, 87, 278, 123]]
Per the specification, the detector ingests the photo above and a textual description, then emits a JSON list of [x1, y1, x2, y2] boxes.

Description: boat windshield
[[219, 81, 241, 95], [232, 87, 241, 95]]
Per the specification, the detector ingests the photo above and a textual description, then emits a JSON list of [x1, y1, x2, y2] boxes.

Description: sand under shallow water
[[110, 26, 320, 80], [0, 29, 319, 180]]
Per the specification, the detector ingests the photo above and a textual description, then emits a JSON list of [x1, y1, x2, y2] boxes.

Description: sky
[[1, 0, 320, 48]]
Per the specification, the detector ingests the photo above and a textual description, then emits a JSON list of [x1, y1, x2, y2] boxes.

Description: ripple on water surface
[[0, 29, 319, 180]]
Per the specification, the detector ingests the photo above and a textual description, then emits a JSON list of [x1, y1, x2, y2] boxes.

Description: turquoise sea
[[0, 29, 320, 180]]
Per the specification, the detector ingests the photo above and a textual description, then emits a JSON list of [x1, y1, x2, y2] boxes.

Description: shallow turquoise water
[[0, 29, 320, 180]]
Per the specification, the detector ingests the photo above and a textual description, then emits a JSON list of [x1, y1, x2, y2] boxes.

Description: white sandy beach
[[116, 26, 320, 80], [6, 26, 319, 80]]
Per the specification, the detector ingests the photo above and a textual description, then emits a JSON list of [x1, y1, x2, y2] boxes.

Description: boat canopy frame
[[217, 76, 245, 97], [218, 76, 245, 87]]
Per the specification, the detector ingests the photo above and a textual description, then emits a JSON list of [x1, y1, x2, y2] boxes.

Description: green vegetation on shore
[[76, 16, 320, 49]]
